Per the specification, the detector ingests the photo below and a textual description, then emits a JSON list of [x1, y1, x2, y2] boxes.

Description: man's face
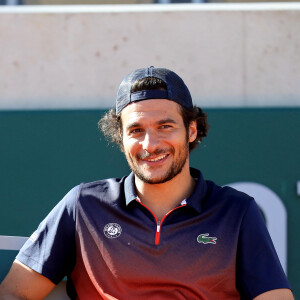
[[121, 99, 196, 184]]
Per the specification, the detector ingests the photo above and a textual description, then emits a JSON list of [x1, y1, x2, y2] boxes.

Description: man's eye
[[130, 128, 142, 134], [160, 125, 171, 129]]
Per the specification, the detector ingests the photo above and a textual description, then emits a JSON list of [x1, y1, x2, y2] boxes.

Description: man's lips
[[142, 153, 169, 162]]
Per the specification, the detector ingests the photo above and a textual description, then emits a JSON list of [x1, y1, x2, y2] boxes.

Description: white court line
[[0, 3, 300, 14], [0, 235, 28, 251]]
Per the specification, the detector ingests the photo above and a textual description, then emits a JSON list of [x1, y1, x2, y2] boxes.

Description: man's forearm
[[0, 290, 26, 300], [253, 288, 294, 300], [0, 261, 55, 300]]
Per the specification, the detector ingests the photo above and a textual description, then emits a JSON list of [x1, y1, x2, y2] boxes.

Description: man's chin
[[132, 170, 161, 184], [135, 170, 179, 185], [138, 177, 170, 185]]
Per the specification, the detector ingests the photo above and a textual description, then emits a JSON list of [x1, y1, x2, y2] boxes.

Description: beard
[[125, 142, 190, 185]]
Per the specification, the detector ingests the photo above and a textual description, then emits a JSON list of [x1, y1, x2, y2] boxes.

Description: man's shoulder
[[191, 168, 254, 210], [81, 176, 125, 189], [77, 176, 127, 204], [206, 179, 254, 209]]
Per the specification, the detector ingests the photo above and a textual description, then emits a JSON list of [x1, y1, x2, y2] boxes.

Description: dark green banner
[[0, 108, 299, 298]]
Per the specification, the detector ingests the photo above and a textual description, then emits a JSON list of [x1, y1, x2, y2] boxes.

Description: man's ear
[[188, 121, 197, 143]]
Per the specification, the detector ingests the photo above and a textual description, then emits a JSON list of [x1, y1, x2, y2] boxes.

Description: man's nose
[[142, 130, 160, 153]]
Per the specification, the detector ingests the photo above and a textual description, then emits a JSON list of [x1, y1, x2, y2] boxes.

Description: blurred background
[[4, 1, 211, 5], [2, 0, 300, 4], [0, 1, 299, 299]]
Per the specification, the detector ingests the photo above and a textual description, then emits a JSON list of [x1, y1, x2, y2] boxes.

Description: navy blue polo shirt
[[16, 168, 291, 299]]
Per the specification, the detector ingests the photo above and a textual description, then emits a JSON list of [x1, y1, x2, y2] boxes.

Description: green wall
[[0, 108, 299, 297]]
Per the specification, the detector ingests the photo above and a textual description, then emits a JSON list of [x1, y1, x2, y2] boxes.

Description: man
[[0, 67, 294, 299]]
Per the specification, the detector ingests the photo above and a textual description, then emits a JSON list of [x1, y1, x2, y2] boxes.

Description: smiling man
[[0, 67, 294, 299]]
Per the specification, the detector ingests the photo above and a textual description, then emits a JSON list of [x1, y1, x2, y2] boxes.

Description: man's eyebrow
[[125, 118, 177, 131], [125, 122, 141, 131], [157, 118, 177, 125]]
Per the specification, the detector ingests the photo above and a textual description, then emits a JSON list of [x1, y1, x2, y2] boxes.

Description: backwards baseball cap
[[116, 66, 193, 114]]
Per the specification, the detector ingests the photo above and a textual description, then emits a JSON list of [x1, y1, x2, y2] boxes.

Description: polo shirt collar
[[124, 172, 137, 206], [124, 167, 207, 213], [187, 167, 207, 213]]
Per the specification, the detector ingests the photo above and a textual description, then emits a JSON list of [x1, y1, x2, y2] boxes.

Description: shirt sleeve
[[236, 198, 292, 299], [16, 185, 80, 284]]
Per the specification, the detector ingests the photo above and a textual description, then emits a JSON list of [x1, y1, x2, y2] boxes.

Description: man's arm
[[253, 288, 294, 300], [0, 260, 55, 300]]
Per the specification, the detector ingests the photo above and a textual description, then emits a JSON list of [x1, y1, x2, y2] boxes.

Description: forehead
[[120, 99, 182, 126]]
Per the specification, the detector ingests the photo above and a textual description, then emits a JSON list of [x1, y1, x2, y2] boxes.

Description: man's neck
[[134, 164, 196, 221]]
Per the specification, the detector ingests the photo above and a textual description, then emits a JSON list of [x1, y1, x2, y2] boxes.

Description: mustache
[[137, 148, 173, 160]]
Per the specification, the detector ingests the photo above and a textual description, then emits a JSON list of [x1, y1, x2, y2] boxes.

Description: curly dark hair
[[98, 77, 209, 152]]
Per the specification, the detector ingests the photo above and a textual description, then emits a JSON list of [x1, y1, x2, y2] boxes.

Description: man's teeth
[[147, 154, 167, 162]]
